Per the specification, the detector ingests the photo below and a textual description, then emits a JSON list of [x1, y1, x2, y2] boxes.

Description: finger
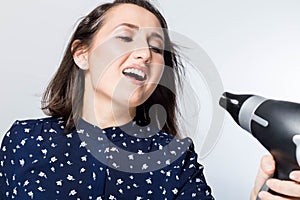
[[289, 171, 300, 183], [252, 155, 275, 195], [260, 155, 276, 175], [258, 191, 298, 200], [266, 178, 300, 197]]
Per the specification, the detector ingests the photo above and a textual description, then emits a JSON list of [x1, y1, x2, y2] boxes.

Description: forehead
[[103, 3, 162, 31]]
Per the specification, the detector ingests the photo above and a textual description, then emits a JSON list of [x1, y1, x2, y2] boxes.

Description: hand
[[250, 155, 300, 200]]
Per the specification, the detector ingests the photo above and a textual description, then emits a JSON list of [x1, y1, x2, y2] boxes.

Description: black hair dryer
[[219, 92, 300, 196]]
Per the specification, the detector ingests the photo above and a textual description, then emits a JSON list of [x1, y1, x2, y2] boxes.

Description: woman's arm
[[251, 155, 300, 200]]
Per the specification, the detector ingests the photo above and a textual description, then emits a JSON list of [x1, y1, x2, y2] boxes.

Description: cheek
[[88, 39, 131, 87], [144, 64, 165, 96], [150, 59, 165, 83]]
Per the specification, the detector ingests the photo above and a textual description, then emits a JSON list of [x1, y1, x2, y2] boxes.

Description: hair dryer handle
[[267, 134, 300, 196]]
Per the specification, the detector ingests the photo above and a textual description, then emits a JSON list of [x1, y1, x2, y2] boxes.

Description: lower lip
[[123, 75, 146, 86]]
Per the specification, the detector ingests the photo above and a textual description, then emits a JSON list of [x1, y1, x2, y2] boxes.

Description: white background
[[1, 0, 300, 199]]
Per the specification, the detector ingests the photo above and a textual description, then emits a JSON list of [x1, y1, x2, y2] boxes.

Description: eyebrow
[[116, 23, 139, 30], [115, 23, 164, 41]]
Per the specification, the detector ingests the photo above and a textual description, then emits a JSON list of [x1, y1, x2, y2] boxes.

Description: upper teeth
[[123, 68, 146, 78]]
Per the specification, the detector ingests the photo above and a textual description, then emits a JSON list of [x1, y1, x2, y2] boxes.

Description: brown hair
[[42, 0, 184, 136]]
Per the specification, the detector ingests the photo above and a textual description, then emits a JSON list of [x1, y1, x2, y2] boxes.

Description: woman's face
[[84, 3, 165, 109]]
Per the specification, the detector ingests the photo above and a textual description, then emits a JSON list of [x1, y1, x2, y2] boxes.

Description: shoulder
[[1, 117, 66, 148], [7, 116, 64, 132], [153, 130, 199, 166], [154, 131, 203, 171], [152, 133, 214, 198], [11, 116, 64, 129]]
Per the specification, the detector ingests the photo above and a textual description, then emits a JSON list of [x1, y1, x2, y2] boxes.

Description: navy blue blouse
[[0, 117, 214, 200]]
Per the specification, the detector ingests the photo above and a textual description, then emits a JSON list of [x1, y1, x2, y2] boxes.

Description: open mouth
[[122, 68, 147, 82]]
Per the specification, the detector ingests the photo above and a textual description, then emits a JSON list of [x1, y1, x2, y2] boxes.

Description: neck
[[82, 88, 136, 129]]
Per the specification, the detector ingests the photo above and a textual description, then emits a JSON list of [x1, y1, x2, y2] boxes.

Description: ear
[[72, 40, 89, 70]]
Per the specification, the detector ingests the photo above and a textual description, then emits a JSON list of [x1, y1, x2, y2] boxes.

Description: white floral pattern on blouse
[[0, 117, 214, 200]]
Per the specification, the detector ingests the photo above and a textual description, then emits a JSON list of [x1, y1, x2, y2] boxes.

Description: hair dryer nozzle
[[219, 92, 253, 124]]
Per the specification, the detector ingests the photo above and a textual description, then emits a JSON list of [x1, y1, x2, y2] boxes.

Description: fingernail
[[258, 191, 266, 199], [266, 179, 271, 187], [265, 162, 274, 172], [266, 179, 274, 188], [290, 171, 300, 181]]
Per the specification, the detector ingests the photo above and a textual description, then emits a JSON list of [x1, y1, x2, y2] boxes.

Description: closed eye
[[116, 36, 133, 42], [149, 45, 163, 54]]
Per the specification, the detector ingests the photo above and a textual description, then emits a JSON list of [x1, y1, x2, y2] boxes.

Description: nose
[[132, 41, 151, 63]]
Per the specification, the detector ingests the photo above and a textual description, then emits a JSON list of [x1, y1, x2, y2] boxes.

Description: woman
[[0, 1, 213, 199], [0, 0, 299, 199]]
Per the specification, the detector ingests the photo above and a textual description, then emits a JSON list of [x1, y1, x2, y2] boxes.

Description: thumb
[[260, 154, 276, 176], [251, 155, 275, 199]]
